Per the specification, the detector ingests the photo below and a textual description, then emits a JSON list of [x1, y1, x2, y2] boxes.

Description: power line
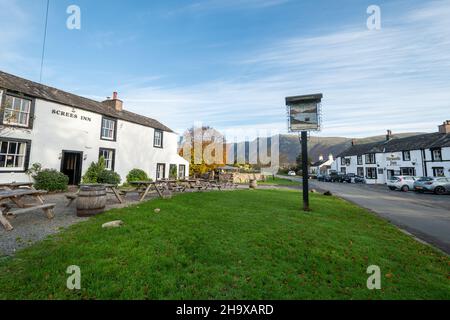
[[39, 0, 50, 83]]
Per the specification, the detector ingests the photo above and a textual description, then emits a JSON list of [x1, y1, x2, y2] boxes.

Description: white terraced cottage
[[0, 71, 189, 184], [333, 122, 450, 184]]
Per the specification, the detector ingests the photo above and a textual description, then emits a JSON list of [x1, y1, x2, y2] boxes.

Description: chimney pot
[[386, 130, 393, 141], [438, 120, 450, 134], [102, 91, 123, 112]]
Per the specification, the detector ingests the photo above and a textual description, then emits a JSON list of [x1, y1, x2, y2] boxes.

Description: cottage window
[[431, 149, 442, 161], [340, 167, 346, 174], [154, 130, 163, 148], [357, 155, 363, 165], [432, 167, 444, 177], [156, 163, 165, 180], [366, 167, 377, 179], [178, 165, 186, 179], [101, 117, 116, 140], [400, 167, 415, 176], [99, 148, 115, 171], [0, 140, 27, 170], [365, 153, 376, 164], [357, 167, 364, 177], [3, 95, 31, 127], [402, 151, 411, 161]]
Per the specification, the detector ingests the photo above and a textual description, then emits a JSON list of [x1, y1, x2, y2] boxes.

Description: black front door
[[61, 151, 83, 185]]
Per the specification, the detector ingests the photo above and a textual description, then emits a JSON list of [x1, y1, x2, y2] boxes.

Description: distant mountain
[[230, 132, 425, 166]]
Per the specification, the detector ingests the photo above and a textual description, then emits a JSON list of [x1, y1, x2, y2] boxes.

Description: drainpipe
[[421, 149, 427, 177]]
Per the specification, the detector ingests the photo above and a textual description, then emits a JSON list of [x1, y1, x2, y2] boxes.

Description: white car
[[288, 171, 296, 176], [387, 176, 418, 192]]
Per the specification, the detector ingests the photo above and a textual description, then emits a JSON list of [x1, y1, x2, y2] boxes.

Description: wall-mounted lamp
[[58, 153, 62, 160], [83, 154, 88, 161]]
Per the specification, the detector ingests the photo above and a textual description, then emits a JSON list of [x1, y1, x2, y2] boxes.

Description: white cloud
[[119, 0, 450, 139]]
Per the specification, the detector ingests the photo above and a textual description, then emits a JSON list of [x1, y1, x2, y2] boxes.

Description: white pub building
[[334, 121, 450, 184], [0, 71, 189, 185]]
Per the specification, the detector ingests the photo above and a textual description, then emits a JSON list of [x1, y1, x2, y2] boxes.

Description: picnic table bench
[[0, 189, 55, 231], [129, 181, 164, 202]]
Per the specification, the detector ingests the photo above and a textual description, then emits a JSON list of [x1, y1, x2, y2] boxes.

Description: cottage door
[[61, 151, 83, 185]]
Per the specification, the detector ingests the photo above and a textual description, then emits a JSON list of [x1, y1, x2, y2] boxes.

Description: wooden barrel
[[76, 185, 107, 217], [249, 179, 257, 189]]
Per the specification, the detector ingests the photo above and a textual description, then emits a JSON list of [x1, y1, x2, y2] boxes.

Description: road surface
[[278, 176, 450, 254]]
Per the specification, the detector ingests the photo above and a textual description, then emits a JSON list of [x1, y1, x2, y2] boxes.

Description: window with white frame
[[432, 167, 444, 177], [357, 167, 364, 177], [431, 149, 442, 161], [156, 163, 165, 180], [179, 164, 186, 179], [3, 95, 31, 127], [101, 117, 116, 140], [402, 151, 411, 161], [357, 155, 363, 165], [99, 148, 115, 171], [366, 167, 377, 179], [0, 140, 27, 170], [154, 130, 163, 148], [365, 153, 376, 164], [340, 157, 346, 165]]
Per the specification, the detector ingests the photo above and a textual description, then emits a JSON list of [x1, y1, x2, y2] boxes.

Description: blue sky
[[1, 0, 449, 139]]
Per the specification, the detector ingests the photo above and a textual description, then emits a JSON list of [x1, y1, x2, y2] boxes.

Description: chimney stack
[[438, 120, 450, 134], [351, 139, 357, 146], [102, 91, 123, 112], [386, 130, 393, 141], [319, 155, 324, 161]]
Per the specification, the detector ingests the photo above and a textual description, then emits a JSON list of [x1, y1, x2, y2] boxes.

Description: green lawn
[[258, 177, 299, 186], [0, 189, 448, 299]]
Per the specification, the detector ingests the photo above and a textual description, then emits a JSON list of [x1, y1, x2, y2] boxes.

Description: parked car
[[329, 172, 345, 182], [387, 176, 418, 192], [354, 175, 366, 184], [287, 171, 296, 176], [342, 173, 356, 183], [413, 177, 450, 195]]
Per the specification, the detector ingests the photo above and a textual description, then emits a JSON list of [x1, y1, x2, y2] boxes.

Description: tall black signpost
[[285, 94, 322, 212], [301, 130, 310, 211]]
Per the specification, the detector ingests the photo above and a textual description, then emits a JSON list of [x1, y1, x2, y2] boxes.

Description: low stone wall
[[232, 173, 264, 183]]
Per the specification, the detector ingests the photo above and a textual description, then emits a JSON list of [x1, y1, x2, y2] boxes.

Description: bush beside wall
[[34, 169, 69, 192]]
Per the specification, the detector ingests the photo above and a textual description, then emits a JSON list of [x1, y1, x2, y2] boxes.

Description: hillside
[[228, 132, 425, 167]]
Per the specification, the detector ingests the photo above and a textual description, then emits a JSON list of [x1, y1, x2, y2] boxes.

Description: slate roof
[[311, 160, 327, 167], [0, 70, 174, 132], [337, 132, 450, 158]]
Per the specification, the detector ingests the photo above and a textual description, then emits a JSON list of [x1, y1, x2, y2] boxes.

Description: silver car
[[387, 176, 418, 192], [413, 177, 450, 195]]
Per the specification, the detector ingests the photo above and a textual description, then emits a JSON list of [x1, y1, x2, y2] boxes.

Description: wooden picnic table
[[81, 184, 123, 204], [66, 184, 124, 207], [129, 181, 164, 201], [0, 189, 55, 231], [0, 182, 34, 190]]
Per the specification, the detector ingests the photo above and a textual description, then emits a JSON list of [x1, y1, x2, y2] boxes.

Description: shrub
[[98, 170, 121, 185], [82, 158, 106, 183], [126, 169, 149, 183], [34, 169, 69, 192]]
